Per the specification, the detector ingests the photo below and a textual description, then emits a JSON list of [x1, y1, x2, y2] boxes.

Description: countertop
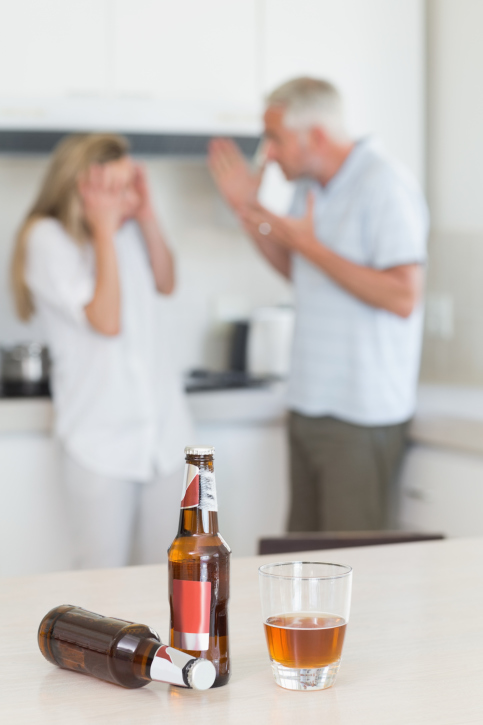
[[0, 382, 287, 434], [1, 538, 482, 724], [3, 383, 483, 457], [0, 396, 54, 434], [409, 383, 483, 455]]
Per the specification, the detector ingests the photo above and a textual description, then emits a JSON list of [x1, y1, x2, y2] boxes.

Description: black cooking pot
[[0, 342, 51, 397]]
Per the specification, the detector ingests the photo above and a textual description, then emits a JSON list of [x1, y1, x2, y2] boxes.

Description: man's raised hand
[[239, 192, 318, 254], [208, 138, 264, 213]]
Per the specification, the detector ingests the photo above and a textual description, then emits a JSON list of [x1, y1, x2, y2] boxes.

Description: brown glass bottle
[[38, 605, 215, 690], [168, 446, 231, 687]]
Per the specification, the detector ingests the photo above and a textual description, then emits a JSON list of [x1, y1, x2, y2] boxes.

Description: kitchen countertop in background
[[2, 383, 483, 456], [409, 384, 483, 456], [0, 382, 288, 434], [0, 397, 53, 434]]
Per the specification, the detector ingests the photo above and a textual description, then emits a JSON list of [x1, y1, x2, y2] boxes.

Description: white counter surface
[[2, 382, 483, 456], [0, 382, 287, 434], [1, 537, 482, 724], [409, 384, 483, 455], [187, 382, 286, 424], [0, 397, 53, 434]]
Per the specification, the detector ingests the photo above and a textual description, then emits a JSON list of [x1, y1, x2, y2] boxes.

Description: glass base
[[271, 659, 341, 691]]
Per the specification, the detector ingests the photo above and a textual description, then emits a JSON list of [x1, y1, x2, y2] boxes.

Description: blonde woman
[[12, 134, 193, 569]]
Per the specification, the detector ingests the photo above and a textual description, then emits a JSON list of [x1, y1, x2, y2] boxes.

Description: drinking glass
[[259, 561, 352, 691]]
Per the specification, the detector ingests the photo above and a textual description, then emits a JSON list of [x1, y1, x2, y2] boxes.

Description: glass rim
[[258, 561, 352, 581]]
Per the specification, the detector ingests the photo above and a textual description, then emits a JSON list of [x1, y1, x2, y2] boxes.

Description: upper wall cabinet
[[0, 0, 261, 135], [0, 0, 424, 172], [262, 0, 425, 182], [110, 0, 261, 133], [0, 0, 109, 98], [113, 0, 259, 105]]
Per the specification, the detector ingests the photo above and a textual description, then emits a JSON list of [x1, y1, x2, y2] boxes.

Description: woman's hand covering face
[[79, 157, 140, 239]]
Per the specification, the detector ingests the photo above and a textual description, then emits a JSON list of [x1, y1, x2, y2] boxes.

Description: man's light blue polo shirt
[[288, 138, 429, 426]]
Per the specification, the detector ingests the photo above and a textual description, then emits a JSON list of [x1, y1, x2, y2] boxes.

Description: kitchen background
[[2, 0, 483, 576]]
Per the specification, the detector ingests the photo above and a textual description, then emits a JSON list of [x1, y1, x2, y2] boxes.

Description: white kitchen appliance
[[247, 306, 294, 379]]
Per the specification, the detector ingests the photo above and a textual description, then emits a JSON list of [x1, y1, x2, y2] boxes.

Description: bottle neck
[[178, 508, 219, 536], [177, 455, 219, 536], [149, 643, 216, 690], [135, 637, 163, 682]]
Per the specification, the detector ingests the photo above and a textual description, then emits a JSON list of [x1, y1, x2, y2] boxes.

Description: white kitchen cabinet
[[0, 434, 71, 578], [187, 384, 289, 557], [1, 0, 424, 148], [262, 0, 425, 183], [113, 0, 260, 107], [398, 444, 483, 537], [0, 0, 261, 134], [0, 388, 288, 575], [0, 0, 109, 98], [195, 420, 289, 557]]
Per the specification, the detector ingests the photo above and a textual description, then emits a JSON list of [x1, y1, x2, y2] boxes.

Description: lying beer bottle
[[38, 605, 216, 690], [168, 446, 231, 687]]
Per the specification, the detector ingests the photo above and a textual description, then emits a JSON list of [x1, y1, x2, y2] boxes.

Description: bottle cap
[[184, 445, 215, 456], [187, 658, 216, 690]]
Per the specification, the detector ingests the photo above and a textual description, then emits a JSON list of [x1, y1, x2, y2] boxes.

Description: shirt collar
[[318, 136, 379, 195]]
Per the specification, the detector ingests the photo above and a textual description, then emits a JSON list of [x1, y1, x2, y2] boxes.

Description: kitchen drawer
[[398, 444, 483, 536], [0, 434, 71, 577]]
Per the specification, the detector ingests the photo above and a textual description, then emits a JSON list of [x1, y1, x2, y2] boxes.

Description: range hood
[[0, 97, 261, 155]]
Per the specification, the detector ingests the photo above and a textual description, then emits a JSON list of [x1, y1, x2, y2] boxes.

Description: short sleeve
[[25, 218, 94, 326], [368, 171, 429, 270]]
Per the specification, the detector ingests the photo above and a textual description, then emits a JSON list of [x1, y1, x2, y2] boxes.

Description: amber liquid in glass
[[168, 453, 230, 687], [264, 613, 347, 669]]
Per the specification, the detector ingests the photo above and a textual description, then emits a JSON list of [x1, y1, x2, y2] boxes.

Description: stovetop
[[1, 371, 274, 399], [0, 380, 51, 399], [184, 369, 272, 393]]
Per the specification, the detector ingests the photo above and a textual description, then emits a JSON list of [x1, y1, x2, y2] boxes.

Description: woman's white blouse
[[25, 217, 192, 481]]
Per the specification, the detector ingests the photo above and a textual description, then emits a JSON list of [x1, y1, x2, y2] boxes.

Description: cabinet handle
[[404, 488, 427, 501]]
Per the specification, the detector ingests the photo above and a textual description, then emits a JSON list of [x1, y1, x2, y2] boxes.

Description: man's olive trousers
[[288, 411, 409, 532]]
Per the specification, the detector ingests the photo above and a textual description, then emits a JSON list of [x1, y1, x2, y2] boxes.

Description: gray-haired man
[[209, 77, 428, 532]]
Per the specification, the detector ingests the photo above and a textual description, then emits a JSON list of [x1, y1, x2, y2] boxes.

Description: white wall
[[420, 0, 483, 384], [263, 0, 426, 185], [0, 156, 292, 372], [427, 0, 483, 231]]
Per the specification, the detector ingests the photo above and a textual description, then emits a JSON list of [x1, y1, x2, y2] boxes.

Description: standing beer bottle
[[168, 446, 230, 687]]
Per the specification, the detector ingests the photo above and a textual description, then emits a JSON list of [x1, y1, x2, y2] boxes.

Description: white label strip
[[199, 470, 218, 512], [173, 631, 210, 651]]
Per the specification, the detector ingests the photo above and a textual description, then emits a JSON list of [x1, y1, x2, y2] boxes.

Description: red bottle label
[[172, 579, 212, 651], [180, 463, 218, 511], [180, 464, 200, 508]]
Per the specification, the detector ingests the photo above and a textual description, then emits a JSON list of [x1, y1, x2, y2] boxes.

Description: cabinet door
[[0, 0, 109, 98], [0, 435, 71, 577], [263, 0, 425, 183], [398, 445, 483, 536], [195, 421, 289, 557], [113, 0, 260, 107]]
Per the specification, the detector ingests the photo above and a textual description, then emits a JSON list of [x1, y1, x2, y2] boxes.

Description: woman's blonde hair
[[11, 133, 129, 320]]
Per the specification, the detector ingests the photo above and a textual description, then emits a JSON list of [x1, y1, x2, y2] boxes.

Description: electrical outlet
[[425, 294, 454, 339]]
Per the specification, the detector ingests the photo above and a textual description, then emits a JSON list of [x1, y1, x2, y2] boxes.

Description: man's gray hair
[[266, 77, 348, 141]]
